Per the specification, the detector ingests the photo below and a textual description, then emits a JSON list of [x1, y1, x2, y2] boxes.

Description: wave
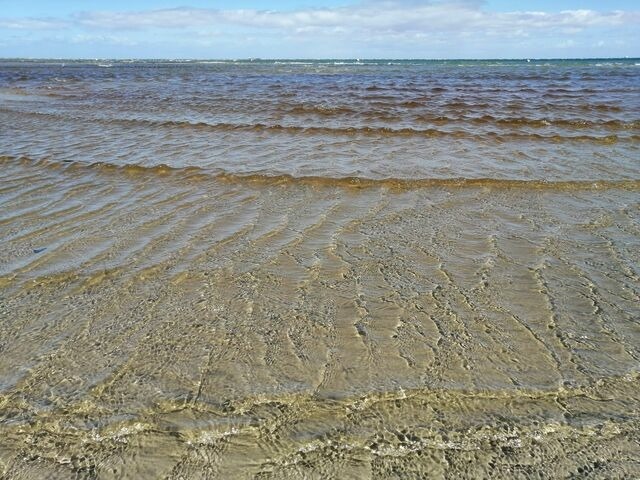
[[473, 115, 639, 130], [2, 108, 635, 144], [54, 118, 640, 144], [5, 99, 637, 132], [261, 100, 635, 131], [4, 155, 639, 191], [282, 104, 359, 116]]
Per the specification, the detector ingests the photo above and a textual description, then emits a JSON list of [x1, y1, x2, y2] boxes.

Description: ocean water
[[0, 59, 639, 478]]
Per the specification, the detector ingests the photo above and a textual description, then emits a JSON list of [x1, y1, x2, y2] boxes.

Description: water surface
[[0, 58, 639, 479]]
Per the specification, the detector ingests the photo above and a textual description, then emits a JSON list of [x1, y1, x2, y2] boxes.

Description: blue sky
[[1, 1, 638, 58]]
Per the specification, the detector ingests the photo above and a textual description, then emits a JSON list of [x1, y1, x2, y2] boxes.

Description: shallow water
[[0, 59, 639, 478]]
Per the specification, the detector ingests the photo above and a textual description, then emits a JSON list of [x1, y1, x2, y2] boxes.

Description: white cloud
[[68, 4, 639, 36], [0, 17, 69, 30], [1, 2, 638, 58], [70, 34, 138, 46]]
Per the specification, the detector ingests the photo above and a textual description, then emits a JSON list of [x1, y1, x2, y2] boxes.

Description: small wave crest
[[2, 108, 632, 144], [150, 120, 628, 144], [4, 155, 639, 191]]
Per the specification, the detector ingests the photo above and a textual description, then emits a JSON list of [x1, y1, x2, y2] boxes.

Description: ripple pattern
[[0, 157, 639, 477]]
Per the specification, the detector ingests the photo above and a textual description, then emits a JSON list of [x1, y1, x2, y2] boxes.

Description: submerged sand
[[1, 158, 639, 478]]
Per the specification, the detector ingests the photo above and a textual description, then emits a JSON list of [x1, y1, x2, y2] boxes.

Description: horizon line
[[1, 56, 638, 61]]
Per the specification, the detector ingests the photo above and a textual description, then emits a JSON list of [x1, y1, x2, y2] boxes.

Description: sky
[[0, 0, 638, 59]]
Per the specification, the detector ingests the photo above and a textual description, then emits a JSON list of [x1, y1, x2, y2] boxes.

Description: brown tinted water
[[0, 59, 639, 479]]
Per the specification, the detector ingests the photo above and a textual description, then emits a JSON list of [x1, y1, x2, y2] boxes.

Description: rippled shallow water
[[0, 59, 639, 478]]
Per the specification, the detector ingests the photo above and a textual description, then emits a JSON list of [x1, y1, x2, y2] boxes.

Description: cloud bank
[[69, 5, 638, 33], [1, 1, 638, 58]]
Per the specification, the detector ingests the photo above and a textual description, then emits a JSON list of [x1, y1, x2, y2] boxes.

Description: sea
[[0, 58, 639, 478]]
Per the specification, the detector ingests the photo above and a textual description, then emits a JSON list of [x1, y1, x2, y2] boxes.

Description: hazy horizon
[[2, 56, 639, 61]]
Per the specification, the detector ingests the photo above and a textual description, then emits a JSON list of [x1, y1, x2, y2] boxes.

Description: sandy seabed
[[1, 158, 639, 478]]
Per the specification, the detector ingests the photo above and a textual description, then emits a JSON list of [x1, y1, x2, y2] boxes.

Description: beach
[[0, 59, 639, 478]]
